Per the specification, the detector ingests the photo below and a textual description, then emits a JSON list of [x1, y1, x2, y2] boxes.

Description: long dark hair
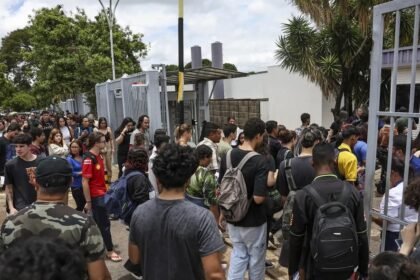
[[116, 117, 135, 134], [98, 117, 108, 129], [69, 140, 83, 158]]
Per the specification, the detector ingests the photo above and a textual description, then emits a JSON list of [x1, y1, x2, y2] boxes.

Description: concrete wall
[[222, 65, 335, 129]]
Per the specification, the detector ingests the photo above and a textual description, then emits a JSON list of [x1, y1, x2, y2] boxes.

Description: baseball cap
[[36, 156, 72, 187]]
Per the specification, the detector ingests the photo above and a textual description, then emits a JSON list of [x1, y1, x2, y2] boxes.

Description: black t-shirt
[[276, 146, 294, 168], [219, 148, 268, 227], [269, 135, 281, 162], [277, 156, 316, 196], [289, 176, 369, 278], [0, 137, 11, 176], [129, 199, 225, 280], [4, 156, 41, 210], [115, 130, 132, 159]]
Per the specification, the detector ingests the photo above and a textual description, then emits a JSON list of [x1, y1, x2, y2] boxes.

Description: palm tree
[[275, 0, 413, 118]]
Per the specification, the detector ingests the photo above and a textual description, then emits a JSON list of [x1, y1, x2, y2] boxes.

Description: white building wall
[[223, 65, 335, 129], [397, 67, 420, 84]]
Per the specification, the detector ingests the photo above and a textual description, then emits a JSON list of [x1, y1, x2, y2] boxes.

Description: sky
[[0, 0, 300, 73]]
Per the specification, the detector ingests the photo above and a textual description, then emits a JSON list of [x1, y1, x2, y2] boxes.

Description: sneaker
[[130, 272, 143, 280], [265, 260, 274, 268]]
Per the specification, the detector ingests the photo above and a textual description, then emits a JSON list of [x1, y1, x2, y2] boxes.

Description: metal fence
[[58, 94, 91, 116], [95, 71, 167, 135], [366, 0, 420, 253]]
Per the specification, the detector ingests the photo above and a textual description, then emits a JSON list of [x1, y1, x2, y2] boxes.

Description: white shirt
[[148, 147, 159, 196], [197, 137, 219, 171], [380, 181, 418, 232]]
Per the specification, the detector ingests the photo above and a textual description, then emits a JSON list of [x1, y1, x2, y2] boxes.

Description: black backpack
[[305, 183, 359, 273]]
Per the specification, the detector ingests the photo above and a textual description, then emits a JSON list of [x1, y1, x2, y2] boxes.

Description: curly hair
[[404, 177, 420, 211], [0, 237, 86, 280], [152, 143, 198, 189], [126, 148, 149, 172], [278, 129, 295, 144]]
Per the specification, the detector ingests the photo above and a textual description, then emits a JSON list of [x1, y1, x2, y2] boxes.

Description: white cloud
[[0, 0, 299, 72]]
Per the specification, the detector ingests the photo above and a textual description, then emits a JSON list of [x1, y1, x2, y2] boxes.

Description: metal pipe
[[177, 0, 185, 124]]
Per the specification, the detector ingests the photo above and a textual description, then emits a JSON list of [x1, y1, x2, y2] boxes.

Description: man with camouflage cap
[[0, 156, 111, 280]]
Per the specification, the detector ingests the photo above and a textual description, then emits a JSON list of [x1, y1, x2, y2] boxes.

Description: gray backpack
[[282, 158, 298, 240], [218, 150, 258, 222]]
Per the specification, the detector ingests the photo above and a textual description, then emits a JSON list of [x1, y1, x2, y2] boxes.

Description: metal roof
[[166, 66, 248, 85]]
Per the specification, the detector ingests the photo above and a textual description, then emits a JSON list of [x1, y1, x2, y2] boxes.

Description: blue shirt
[[67, 156, 82, 188], [353, 140, 367, 166]]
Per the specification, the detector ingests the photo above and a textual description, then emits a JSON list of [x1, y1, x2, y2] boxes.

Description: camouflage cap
[[36, 156, 72, 185]]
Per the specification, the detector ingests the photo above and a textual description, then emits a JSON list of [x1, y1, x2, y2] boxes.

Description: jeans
[[71, 187, 85, 212], [227, 222, 267, 280], [92, 196, 114, 251], [384, 231, 400, 252]]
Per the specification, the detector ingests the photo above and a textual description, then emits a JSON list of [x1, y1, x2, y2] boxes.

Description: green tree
[[0, 5, 148, 109], [3, 92, 37, 112], [275, 1, 414, 117]]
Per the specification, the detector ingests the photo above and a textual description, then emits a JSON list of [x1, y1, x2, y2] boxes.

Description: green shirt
[[186, 166, 218, 207]]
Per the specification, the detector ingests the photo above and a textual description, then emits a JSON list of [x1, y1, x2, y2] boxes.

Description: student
[[369, 251, 420, 280], [57, 116, 73, 146], [0, 123, 21, 177], [122, 148, 154, 225], [336, 125, 359, 184], [67, 140, 85, 211], [197, 121, 222, 172], [295, 113, 310, 137], [276, 129, 296, 167], [186, 145, 219, 217], [48, 128, 69, 158], [129, 144, 225, 280], [95, 117, 114, 181], [266, 120, 281, 162], [217, 123, 237, 160], [29, 127, 47, 158], [130, 115, 150, 152], [0, 156, 111, 280], [289, 143, 369, 280], [175, 123, 193, 146], [218, 118, 268, 279], [372, 158, 418, 251], [148, 133, 170, 195], [0, 237, 88, 280], [4, 133, 40, 214], [114, 117, 135, 178], [82, 132, 121, 262]]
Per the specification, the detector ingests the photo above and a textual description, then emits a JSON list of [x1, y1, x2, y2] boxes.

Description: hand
[[9, 207, 18, 215], [400, 223, 420, 255], [218, 214, 226, 232], [84, 202, 92, 213]]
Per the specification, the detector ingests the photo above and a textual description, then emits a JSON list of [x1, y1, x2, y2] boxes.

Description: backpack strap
[[226, 149, 233, 169], [83, 151, 97, 165], [284, 159, 297, 191], [305, 185, 326, 209], [124, 171, 143, 181], [337, 181, 351, 204], [237, 151, 259, 170], [284, 149, 291, 160]]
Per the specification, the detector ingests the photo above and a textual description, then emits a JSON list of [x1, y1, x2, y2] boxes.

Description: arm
[[108, 128, 115, 152], [69, 127, 74, 141], [5, 184, 17, 215], [354, 193, 369, 277], [50, 144, 69, 157], [87, 260, 111, 280], [128, 241, 141, 265], [82, 177, 92, 211], [288, 193, 306, 279], [201, 252, 225, 280], [400, 223, 420, 256]]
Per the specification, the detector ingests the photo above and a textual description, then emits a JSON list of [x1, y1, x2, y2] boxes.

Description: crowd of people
[[0, 108, 418, 280]]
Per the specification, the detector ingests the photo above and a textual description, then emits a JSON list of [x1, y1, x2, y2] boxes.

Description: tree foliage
[[275, 0, 415, 117], [3, 92, 37, 112], [0, 5, 148, 111]]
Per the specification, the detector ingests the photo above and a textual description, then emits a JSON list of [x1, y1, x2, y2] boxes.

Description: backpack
[[281, 158, 298, 240], [83, 151, 97, 165], [104, 171, 142, 224], [217, 150, 258, 222], [305, 183, 359, 273]]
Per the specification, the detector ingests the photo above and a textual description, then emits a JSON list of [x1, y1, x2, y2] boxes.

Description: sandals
[[106, 252, 122, 262]]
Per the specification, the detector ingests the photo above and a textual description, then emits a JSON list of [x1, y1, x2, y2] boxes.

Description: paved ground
[[0, 166, 383, 279]]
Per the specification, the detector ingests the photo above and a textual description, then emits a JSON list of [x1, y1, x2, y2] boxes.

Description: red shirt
[[82, 152, 106, 198]]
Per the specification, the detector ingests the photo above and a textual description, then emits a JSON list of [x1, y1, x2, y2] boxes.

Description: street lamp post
[[177, 0, 184, 124], [98, 0, 120, 80]]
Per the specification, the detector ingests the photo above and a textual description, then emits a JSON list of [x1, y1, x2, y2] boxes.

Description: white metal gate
[[366, 0, 420, 252]]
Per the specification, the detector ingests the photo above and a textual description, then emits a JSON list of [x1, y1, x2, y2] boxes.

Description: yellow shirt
[[337, 143, 357, 182]]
